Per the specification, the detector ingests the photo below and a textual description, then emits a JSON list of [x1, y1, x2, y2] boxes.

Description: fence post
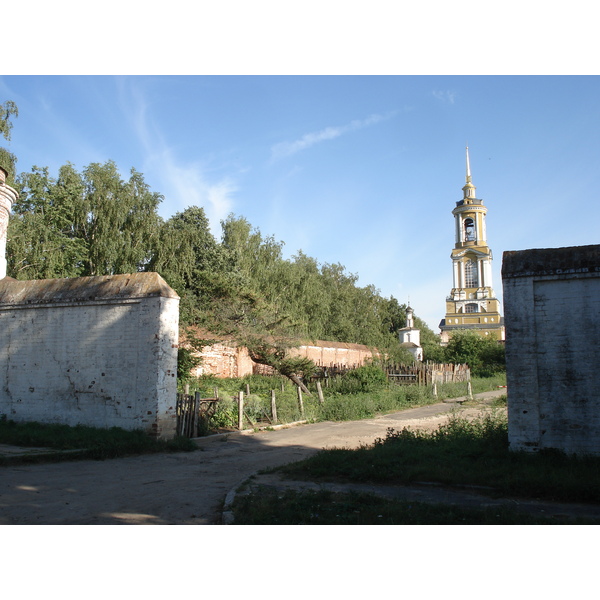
[[193, 391, 201, 437], [245, 383, 250, 396], [432, 382, 438, 399], [238, 391, 244, 430], [176, 393, 182, 436], [316, 381, 325, 404], [467, 381, 473, 401], [271, 390, 278, 423], [297, 386, 304, 417]]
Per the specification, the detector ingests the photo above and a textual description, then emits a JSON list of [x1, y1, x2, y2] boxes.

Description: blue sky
[[2, 75, 600, 331]]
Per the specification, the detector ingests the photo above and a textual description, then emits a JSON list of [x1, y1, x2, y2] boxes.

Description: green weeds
[[188, 372, 505, 433], [231, 487, 595, 525], [0, 417, 196, 464], [231, 408, 600, 524], [278, 410, 600, 503]]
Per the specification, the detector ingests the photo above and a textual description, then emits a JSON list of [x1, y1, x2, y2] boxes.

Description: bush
[[444, 330, 505, 377], [337, 365, 388, 394]]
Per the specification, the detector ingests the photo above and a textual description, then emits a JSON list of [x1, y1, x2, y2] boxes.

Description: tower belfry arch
[[439, 148, 504, 344]]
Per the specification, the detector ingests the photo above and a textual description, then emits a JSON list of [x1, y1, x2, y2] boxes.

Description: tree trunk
[[287, 373, 311, 395]]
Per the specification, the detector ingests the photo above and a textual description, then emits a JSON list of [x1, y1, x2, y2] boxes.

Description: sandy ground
[[0, 390, 531, 525]]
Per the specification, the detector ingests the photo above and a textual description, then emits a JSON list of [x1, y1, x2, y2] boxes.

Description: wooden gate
[[176, 392, 219, 437]]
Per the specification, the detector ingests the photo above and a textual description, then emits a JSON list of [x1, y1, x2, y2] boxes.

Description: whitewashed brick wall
[[502, 245, 600, 455], [0, 273, 179, 438]]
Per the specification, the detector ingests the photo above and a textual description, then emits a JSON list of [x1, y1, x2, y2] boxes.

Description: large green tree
[[0, 100, 18, 179], [7, 161, 162, 280], [79, 161, 162, 276], [8, 165, 87, 278], [150, 205, 239, 326]]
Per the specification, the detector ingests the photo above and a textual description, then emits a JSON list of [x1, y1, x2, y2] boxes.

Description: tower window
[[465, 303, 479, 313], [464, 259, 479, 287], [464, 218, 476, 241]]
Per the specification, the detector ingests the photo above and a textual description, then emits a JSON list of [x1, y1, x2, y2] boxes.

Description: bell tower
[[439, 148, 504, 344]]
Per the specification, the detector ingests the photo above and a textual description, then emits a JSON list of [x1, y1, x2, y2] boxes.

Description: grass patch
[[231, 487, 596, 525], [231, 408, 600, 524], [0, 416, 197, 464], [277, 410, 600, 504]]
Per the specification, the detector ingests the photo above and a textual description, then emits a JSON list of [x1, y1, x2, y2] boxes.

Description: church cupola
[[406, 305, 414, 328]]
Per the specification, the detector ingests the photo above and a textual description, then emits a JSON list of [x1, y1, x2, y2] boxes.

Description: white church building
[[398, 305, 423, 362]]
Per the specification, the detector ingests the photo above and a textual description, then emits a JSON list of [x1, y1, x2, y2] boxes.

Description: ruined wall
[[291, 341, 376, 368], [193, 341, 255, 378], [192, 338, 376, 378], [0, 273, 180, 438], [502, 245, 600, 455]]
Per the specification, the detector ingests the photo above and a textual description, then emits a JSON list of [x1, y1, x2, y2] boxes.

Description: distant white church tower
[[398, 305, 423, 362], [439, 148, 504, 344], [0, 166, 18, 279]]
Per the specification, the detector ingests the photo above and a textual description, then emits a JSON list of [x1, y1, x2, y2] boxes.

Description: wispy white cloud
[[432, 90, 457, 104], [270, 111, 396, 161], [164, 160, 236, 236], [121, 79, 236, 237]]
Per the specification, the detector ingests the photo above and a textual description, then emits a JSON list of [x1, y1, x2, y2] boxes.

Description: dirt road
[[0, 393, 504, 525]]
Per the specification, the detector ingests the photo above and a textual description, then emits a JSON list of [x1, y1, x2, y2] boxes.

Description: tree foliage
[[8, 161, 162, 279], [3, 105, 446, 373], [0, 100, 18, 179], [442, 330, 505, 377]]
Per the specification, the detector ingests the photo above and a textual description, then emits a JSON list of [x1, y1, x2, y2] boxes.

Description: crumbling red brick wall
[[288, 341, 376, 369], [189, 335, 376, 378], [192, 341, 255, 378]]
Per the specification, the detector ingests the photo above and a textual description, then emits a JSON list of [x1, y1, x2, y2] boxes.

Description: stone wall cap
[[502, 244, 600, 279], [0, 272, 179, 306]]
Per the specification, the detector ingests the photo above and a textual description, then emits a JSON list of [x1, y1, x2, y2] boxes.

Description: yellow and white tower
[[439, 148, 504, 344]]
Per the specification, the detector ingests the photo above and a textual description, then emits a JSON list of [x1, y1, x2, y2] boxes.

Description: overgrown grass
[[231, 409, 600, 524], [187, 372, 506, 433], [278, 410, 600, 504], [231, 487, 597, 525], [0, 416, 197, 464]]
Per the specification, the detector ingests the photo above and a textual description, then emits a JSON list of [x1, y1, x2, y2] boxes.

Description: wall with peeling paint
[[0, 273, 179, 439], [502, 245, 600, 456]]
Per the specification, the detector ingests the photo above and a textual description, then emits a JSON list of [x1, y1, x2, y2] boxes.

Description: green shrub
[[335, 364, 388, 394], [210, 396, 238, 428], [0, 418, 196, 461]]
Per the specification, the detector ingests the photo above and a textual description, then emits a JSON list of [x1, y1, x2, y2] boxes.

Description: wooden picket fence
[[255, 360, 470, 388], [385, 362, 470, 385]]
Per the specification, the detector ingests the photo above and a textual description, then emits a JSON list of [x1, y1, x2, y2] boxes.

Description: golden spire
[[462, 145, 476, 199], [466, 145, 472, 184]]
